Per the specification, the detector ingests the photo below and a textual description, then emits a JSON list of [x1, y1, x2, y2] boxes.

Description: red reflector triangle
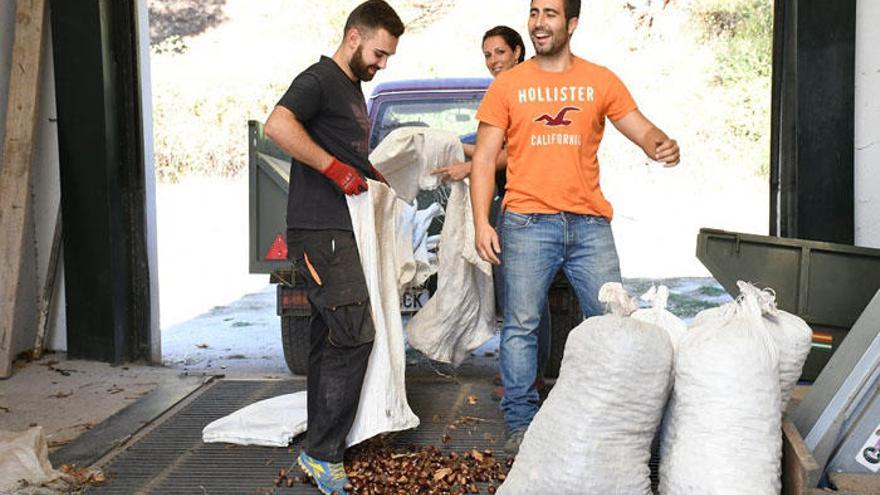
[[264, 233, 288, 260]]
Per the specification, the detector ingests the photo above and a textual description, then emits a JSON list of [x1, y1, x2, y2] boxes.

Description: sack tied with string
[[499, 283, 673, 495], [659, 285, 782, 495]]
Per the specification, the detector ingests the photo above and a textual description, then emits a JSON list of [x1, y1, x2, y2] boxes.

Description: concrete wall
[[855, 0, 880, 248], [0, 3, 66, 355]]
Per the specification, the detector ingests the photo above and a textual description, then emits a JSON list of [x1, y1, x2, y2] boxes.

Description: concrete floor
[[0, 354, 186, 452]]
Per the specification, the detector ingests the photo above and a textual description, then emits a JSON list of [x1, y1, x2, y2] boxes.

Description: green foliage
[[692, 0, 773, 177], [695, 0, 773, 84], [697, 285, 727, 297]]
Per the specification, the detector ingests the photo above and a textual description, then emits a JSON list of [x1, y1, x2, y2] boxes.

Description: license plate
[[400, 288, 429, 313]]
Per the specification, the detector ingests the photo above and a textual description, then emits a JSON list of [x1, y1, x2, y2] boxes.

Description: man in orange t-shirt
[[470, 0, 680, 455]]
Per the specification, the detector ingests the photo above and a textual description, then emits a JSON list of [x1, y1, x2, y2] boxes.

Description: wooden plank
[[33, 207, 61, 360], [0, 0, 47, 378], [783, 417, 823, 495], [828, 473, 880, 494]]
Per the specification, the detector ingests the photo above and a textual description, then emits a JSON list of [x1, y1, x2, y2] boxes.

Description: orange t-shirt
[[475, 56, 637, 218]]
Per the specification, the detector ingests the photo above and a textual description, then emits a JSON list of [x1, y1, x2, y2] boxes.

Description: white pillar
[[855, 0, 880, 248], [136, 0, 162, 363]]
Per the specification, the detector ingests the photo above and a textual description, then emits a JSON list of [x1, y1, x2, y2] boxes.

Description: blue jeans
[[498, 211, 622, 431], [493, 244, 551, 376]]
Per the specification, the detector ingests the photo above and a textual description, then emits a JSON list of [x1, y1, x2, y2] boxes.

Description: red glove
[[322, 158, 367, 195], [370, 165, 388, 184]]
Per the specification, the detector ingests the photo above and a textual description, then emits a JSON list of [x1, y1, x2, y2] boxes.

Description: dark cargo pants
[[287, 229, 374, 463]]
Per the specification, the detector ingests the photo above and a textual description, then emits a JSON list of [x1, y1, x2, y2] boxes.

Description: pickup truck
[[248, 78, 580, 376]]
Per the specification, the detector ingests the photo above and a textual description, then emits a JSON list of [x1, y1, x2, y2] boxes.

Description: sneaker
[[297, 451, 351, 495], [504, 428, 526, 456]]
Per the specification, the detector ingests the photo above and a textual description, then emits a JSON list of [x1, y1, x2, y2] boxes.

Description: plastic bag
[[499, 283, 672, 495], [659, 286, 782, 495]]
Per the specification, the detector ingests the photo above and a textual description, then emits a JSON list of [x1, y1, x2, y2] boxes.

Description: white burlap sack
[[346, 181, 421, 446], [659, 287, 782, 495], [737, 282, 812, 409], [370, 127, 461, 202], [202, 392, 308, 447], [394, 200, 443, 290], [632, 285, 687, 348], [406, 179, 496, 365], [0, 427, 60, 492], [632, 285, 686, 473], [499, 283, 673, 495], [372, 127, 495, 365]]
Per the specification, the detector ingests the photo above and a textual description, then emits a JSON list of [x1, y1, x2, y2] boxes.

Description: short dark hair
[[344, 0, 405, 39], [564, 0, 581, 21], [483, 26, 526, 64]]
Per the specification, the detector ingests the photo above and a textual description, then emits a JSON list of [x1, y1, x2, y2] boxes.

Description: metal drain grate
[[87, 377, 509, 494]]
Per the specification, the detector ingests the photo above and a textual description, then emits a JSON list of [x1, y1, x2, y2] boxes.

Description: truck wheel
[[281, 315, 310, 375], [545, 279, 582, 379]]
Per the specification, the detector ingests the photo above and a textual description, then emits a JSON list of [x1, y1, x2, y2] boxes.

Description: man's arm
[[611, 109, 680, 167], [265, 105, 367, 194], [265, 105, 333, 172], [470, 122, 506, 265], [433, 146, 508, 182]]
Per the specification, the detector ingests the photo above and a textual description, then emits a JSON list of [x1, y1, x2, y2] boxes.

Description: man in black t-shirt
[[264, 2, 404, 494]]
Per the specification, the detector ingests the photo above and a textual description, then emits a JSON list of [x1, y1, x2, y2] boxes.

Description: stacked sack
[[660, 281, 812, 494], [632, 285, 687, 348], [632, 285, 688, 473], [692, 281, 813, 409], [499, 283, 673, 495]]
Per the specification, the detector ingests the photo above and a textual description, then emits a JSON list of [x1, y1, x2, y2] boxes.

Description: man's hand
[[653, 138, 680, 167], [323, 158, 368, 195], [610, 110, 681, 168], [432, 161, 472, 182], [475, 221, 501, 265]]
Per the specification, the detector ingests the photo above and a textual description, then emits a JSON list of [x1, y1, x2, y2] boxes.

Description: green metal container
[[696, 228, 880, 380]]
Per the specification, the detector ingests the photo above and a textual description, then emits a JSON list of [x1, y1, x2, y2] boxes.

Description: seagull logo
[[535, 106, 581, 127]]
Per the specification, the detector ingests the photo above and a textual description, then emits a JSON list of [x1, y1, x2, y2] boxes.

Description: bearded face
[[350, 43, 380, 82]]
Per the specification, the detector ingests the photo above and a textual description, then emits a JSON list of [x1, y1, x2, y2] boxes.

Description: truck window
[[370, 97, 482, 151]]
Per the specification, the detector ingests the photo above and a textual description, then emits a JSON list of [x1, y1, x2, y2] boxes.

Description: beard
[[530, 28, 568, 56], [350, 45, 379, 82]]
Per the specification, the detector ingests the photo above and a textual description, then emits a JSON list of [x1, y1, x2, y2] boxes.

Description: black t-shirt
[[278, 56, 375, 231], [495, 166, 507, 198]]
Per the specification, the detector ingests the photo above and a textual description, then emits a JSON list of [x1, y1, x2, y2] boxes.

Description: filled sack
[[499, 283, 673, 495], [738, 282, 812, 409], [631, 285, 687, 348], [659, 286, 782, 495]]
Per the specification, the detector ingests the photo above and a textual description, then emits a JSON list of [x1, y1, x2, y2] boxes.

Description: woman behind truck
[[433, 25, 551, 399]]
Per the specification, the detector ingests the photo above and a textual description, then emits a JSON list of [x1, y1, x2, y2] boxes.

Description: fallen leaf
[[471, 449, 484, 462], [467, 395, 478, 405], [433, 468, 452, 481]]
